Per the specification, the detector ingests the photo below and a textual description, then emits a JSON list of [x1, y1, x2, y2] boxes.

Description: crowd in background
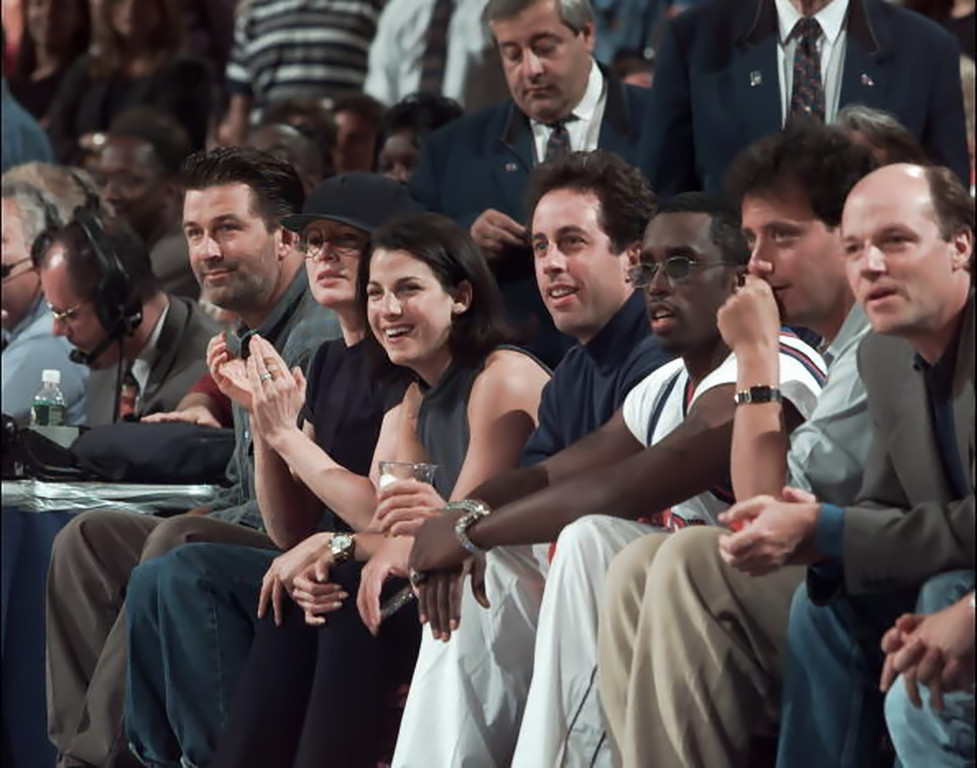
[[0, 0, 975, 768]]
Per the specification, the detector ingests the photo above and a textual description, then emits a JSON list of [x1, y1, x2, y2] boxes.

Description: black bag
[[1, 414, 89, 481], [71, 422, 235, 485]]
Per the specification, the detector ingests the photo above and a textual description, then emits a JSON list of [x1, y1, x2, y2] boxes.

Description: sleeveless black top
[[416, 345, 548, 498]]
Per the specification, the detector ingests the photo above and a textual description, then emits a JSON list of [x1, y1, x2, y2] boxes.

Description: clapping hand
[[246, 335, 306, 445], [207, 332, 252, 411]]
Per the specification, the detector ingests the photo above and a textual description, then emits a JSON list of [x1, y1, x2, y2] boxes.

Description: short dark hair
[[725, 122, 878, 228], [180, 147, 305, 230], [333, 93, 386, 130], [836, 105, 929, 165], [108, 106, 194, 177], [527, 150, 657, 253], [654, 192, 750, 265], [924, 165, 975, 240], [43, 216, 158, 306], [261, 98, 338, 178], [376, 92, 464, 154], [357, 212, 513, 369]]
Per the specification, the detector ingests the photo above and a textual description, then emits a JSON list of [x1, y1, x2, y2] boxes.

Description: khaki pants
[[597, 527, 803, 768], [46, 509, 275, 767]]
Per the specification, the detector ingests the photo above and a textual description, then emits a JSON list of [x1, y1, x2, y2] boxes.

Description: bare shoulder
[[471, 349, 550, 406]]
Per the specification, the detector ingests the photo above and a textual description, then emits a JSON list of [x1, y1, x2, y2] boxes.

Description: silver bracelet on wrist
[[446, 499, 492, 554]]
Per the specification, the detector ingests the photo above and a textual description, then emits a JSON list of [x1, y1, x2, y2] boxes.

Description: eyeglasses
[[627, 257, 739, 288], [1, 257, 33, 281], [48, 302, 87, 324], [298, 230, 367, 261]]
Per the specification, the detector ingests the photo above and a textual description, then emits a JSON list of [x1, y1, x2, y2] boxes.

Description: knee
[[604, 532, 668, 607], [127, 558, 165, 613], [884, 680, 912, 736], [885, 679, 929, 754], [553, 515, 611, 559], [142, 515, 213, 562], [51, 509, 129, 568], [916, 570, 976, 614], [785, 581, 824, 645], [646, 526, 722, 589]]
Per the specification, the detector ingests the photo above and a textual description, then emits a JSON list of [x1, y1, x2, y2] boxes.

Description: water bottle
[[31, 369, 67, 427]]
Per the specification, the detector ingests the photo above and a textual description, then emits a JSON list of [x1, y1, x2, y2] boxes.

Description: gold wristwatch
[[329, 532, 356, 565]]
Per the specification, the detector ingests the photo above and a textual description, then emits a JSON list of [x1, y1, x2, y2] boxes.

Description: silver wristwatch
[[329, 532, 356, 565], [446, 499, 492, 554]]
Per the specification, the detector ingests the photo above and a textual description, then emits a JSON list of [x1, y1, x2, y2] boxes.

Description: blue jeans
[[885, 570, 975, 768], [124, 543, 278, 768], [776, 580, 918, 768]]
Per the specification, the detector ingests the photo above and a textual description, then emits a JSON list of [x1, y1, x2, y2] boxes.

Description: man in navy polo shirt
[[394, 149, 670, 766]]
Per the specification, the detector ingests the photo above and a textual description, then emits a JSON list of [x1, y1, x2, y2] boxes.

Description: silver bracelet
[[446, 499, 492, 554]]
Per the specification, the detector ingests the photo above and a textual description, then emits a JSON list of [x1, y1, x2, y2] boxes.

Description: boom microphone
[[69, 330, 120, 367]]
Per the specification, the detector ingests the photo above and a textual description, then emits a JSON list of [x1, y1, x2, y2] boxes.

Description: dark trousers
[[125, 543, 277, 768], [211, 561, 421, 768], [46, 510, 274, 767]]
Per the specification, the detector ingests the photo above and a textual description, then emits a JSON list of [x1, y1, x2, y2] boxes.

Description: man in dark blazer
[[35, 214, 216, 426], [409, 0, 649, 368], [720, 163, 974, 768], [642, 0, 970, 197]]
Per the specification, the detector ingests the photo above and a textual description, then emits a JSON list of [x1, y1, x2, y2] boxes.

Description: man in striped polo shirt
[[219, 0, 383, 146]]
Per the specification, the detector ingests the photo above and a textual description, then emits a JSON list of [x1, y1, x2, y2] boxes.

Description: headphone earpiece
[[72, 207, 142, 337]]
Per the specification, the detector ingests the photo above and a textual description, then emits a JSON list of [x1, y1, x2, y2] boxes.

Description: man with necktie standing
[[641, 0, 970, 196], [408, 0, 649, 369]]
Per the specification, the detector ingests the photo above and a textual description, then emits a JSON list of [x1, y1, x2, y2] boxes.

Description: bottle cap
[[42, 369, 61, 385]]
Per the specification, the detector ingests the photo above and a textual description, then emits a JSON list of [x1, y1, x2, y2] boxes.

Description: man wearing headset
[[35, 209, 216, 426], [1, 179, 88, 424]]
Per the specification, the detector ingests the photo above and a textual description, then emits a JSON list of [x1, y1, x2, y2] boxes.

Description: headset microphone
[[69, 326, 122, 366]]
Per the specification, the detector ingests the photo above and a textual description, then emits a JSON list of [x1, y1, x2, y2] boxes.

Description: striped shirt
[[226, 0, 384, 112]]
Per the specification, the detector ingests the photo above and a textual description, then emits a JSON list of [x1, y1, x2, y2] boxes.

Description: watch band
[[734, 385, 783, 405], [329, 532, 355, 566], [446, 499, 492, 554]]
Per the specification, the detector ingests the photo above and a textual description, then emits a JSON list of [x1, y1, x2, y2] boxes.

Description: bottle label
[[31, 403, 66, 427]]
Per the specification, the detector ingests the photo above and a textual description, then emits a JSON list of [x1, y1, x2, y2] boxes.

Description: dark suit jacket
[[409, 70, 649, 367], [642, 0, 970, 196], [823, 296, 975, 599], [85, 294, 217, 427]]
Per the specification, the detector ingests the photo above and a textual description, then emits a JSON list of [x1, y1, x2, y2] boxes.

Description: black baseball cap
[[281, 172, 423, 234]]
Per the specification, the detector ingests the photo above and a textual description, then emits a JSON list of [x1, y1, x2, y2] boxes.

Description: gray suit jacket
[[837, 295, 974, 596], [85, 295, 217, 427]]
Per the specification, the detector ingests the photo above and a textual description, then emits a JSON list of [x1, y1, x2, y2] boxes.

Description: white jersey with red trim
[[621, 331, 827, 528]]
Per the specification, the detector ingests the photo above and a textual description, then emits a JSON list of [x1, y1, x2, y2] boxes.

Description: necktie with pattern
[[117, 366, 139, 421], [543, 119, 572, 164], [788, 17, 825, 123], [418, 0, 454, 94]]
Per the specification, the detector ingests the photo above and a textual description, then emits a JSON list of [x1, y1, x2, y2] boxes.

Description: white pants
[[393, 542, 550, 768], [512, 516, 658, 768], [393, 515, 658, 768]]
